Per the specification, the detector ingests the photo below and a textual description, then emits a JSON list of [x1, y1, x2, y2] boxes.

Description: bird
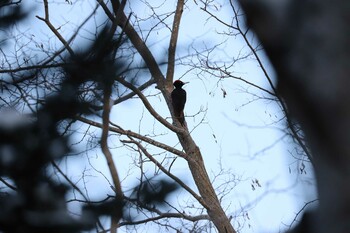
[[171, 80, 188, 126]]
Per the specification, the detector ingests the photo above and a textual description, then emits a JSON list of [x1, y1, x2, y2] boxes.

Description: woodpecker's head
[[173, 80, 188, 88]]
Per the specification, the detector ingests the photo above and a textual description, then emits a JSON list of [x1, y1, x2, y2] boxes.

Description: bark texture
[[178, 133, 236, 233]]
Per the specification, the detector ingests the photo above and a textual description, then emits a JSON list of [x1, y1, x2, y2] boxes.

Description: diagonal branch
[[121, 138, 208, 209], [36, 0, 74, 56], [230, 5, 313, 164], [116, 77, 186, 134], [97, 0, 165, 87], [113, 78, 156, 106], [76, 116, 186, 158]]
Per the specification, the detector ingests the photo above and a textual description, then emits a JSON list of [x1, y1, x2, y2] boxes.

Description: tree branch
[[119, 212, 209, 226], [36, 0, 74, 56], [76, 116, 186, 158], [116, 77, 186, 134], [97, 0, 166, 88], [121, 138, 209, 209], [101, 85, 122, 232], [112, 78, 156, 106], [166, 0, 184, 84]]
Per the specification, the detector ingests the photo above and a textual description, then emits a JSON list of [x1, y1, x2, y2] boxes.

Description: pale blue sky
[[5, 1, 317, 232]]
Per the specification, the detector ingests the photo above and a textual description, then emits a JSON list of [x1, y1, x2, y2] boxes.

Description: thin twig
[[36, 0, 74, 55], [76, 116, 186, 158], [122, 138, 208, 209], [288, 199, 318, 229]]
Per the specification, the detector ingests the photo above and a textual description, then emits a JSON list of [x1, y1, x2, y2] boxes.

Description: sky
[[3, 0, 318, 232]]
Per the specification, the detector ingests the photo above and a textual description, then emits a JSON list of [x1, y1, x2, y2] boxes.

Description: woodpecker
[[171, 80, 188, 126]]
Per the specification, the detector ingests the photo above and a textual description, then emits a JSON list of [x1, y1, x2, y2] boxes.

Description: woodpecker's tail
[[173, 110, 185, 126], [178, 111, 185, 126]]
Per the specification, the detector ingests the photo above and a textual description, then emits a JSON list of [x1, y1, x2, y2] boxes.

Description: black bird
[[171, 80, 188, 126]]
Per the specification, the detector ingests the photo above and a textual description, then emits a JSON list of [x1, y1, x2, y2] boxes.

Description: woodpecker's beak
[[183, 82, 189, 85]]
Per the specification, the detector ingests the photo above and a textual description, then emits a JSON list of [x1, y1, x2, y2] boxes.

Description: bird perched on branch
[[171, 80, 188, 126]]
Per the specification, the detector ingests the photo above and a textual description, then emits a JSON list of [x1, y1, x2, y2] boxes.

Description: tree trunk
[[111, 0, 237, 230], [178, 133, 236, 233]]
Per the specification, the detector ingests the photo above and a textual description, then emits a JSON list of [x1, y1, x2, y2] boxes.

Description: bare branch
[[112, 78, 156, 106], [97, 0, 166, 89], [119, 212, 210, 226], [116, 77, 187, 134], [166, 0, 184, 84], [121, 138, 208, 209], [36, 0, 74, 56], [101, 85, 123, 231], [76, 116, 186, 158], [0, 177, 16, 190], [287, 199, 318, 229]]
